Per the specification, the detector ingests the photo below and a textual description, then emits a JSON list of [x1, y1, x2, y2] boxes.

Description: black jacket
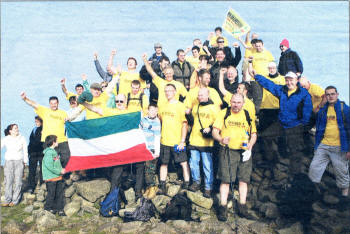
[[278, 48, 303, 76], [204, 40, 242, 68], [28, 126, 43, 155]]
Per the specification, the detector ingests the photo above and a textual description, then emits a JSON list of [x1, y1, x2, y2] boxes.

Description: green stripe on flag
[[65, 111, 141, 140]]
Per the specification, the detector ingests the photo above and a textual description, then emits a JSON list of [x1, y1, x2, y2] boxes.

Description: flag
[[64, 112, 153, 172], [222, 8, 251, 38]]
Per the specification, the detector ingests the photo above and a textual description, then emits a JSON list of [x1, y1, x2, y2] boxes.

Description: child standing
[[42, 135, 66, 216]]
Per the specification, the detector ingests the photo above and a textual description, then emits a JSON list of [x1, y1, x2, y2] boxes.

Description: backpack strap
[[127, 93, 131, 107], [127, 93, 144, 108], [244, 109, 252, 136], [223, 107, 231, 128]]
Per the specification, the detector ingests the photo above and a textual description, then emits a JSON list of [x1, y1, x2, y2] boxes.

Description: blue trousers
[[189, 150, 213, 190]]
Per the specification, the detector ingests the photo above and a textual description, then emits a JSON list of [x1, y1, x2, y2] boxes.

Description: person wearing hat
[[278, 38, 303, 77], [251, 68, 313, 183], [149, 43, 167, 64]]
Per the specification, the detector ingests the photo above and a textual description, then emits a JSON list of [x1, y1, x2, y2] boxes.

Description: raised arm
[[20, 92, 39, 109], [142, 53, 158, 79], [231, 42, 241, 67], [107, 49, 118, 75], [81, 74, 90, 91], [81, 102, 103, 116], [104, 73, 120, 95], [94, 52, 109, 81], [218, 68, 228, 96], [254, 74, 281, 98], [60, 78, 69, 97]]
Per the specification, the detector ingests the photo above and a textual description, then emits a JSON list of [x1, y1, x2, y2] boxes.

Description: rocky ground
[[1, 148, 350, 234]]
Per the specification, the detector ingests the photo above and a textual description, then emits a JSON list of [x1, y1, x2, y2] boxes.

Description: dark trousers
[[110, 162, 144, 193], [248, 81, 263, 114], [45, 180, 65, 211], [28, 152, 43, 189], [284, 124, 305, 177], [55, 141, 71, 168]]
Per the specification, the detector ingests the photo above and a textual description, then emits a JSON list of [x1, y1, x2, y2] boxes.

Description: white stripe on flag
[[68, 128, 146, 157]]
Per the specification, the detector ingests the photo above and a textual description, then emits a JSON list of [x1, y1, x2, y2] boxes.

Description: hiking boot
[[157, 181, 166, 195], [147, 186, 158, 199], [188, 182, 200, 192], [181, 181, 190, 190], [1, 203, 9, 207], [217, 205, 228, 222], [8, 202, 15, 207], [203, 189, 212, 198], [237, 203, 256, 220], [58, 210, 66, 216]]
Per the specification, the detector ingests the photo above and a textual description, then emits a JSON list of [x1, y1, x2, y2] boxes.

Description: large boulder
[[65, 185, 76, 198], [2, 220, 23, 234], [186, 191, 213, 210], [74, 179, 110, 203], [277, 222, 303, 234], [167, 184, 180, 197], [124, 188, 135, 204], [36, 213, 59, 232], [64, 200, 81, 217]]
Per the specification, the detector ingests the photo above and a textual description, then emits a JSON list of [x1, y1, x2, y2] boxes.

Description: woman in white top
[[1, 124, 28, 206]]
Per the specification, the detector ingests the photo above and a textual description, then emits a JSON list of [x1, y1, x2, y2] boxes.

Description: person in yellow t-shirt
[[192, 38, 207, 55], [20, 93, 80, 168], [185, 46, 200, 69], [208, 27, 229, 47], [142, 53, 187, 106], [309, 86, 350, 200], [212, 93, 257, 221], [188, 88, 219, 197], [249, 39, 275, 76], [157, 84, 190, 193], [189, 55, 212, 89], [108, 50, 146, 95], [126, 80, 149, 115], [218, 68, 256, 120], [238, 31, 259, 82], [185, 69, 222, 112]]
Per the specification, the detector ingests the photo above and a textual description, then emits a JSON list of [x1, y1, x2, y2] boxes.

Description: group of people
[[2, 26, 349, 220]]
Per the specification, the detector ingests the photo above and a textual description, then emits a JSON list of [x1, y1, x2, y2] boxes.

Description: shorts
[[217, 146, 252, 184], [160, 144, 188, 165]]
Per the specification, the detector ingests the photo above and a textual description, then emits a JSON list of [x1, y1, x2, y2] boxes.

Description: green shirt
[[42, 148, 63, 181]]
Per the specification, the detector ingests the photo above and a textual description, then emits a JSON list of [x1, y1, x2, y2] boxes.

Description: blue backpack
[[100, 187, 120, 217]]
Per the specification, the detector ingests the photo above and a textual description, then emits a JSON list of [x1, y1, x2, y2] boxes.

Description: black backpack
[[223, 107, 252, 134], [127, 93, 144, 109], [161, 193, 193, 221], [123, 197, 157, 222]]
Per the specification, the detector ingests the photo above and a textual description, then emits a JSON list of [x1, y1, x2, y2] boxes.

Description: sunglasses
[[115, 100, 124, 103], [217, 41, 225, 43], [280, 45, 284, 48]]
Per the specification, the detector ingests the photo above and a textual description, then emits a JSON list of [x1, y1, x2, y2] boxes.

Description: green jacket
[[42, 148, 62, 181]]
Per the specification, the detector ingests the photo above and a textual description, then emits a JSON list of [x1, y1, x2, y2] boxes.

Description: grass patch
[[1, 203, 32, 227]]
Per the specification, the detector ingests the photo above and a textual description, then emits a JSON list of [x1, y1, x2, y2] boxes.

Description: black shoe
[[181, 181, 190, 190], [188, 182, 200, 192], [203, 189, 212, 198], [58, 210, 66, 216], [157, 181, 166, 195], [217, 205, 228, 222], [237, 203, 256, 220], [27, 188, 34, 194]]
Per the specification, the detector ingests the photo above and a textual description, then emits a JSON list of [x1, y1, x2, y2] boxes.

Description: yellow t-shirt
[[321, 106, 341, 146], [126, 92, 149, 115], [152, 75, 188, 106], [113, 71, 146, 96], [251, 49, 275, 79], [66, 91, 77, 100], [223, 93, 256, 120], [288, 88, 297, 97], [308, 83, 324, 112], [213, 108, 257, 150], [185, 56, 200, 69], [35, 105, 68, 143], [244, 41, 253, 58], [189, 104, 219, 147], [81, 92, 110, 120], [209, 36, 229, 47], [102, 107, 133, 117], [158, 101, 187, 146], [199, 47, 207, 55], [260, 74, 285, 109], [185, 86, 222, 109]]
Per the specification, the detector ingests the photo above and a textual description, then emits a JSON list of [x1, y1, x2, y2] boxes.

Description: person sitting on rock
[[42, 135, 66, 216]]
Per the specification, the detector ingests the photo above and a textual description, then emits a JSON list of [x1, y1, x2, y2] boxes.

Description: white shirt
[[1, 135, 29, 164]]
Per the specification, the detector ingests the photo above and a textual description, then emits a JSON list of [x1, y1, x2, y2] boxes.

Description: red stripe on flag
[[64, 143, 154, 172]]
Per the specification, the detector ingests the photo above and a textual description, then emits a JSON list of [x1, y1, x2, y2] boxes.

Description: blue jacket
[[255, 74, 312, 128], [315, 100, 350, 152]]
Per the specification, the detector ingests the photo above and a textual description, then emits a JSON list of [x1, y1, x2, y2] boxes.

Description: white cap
[[285, 71, 298, 79]]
